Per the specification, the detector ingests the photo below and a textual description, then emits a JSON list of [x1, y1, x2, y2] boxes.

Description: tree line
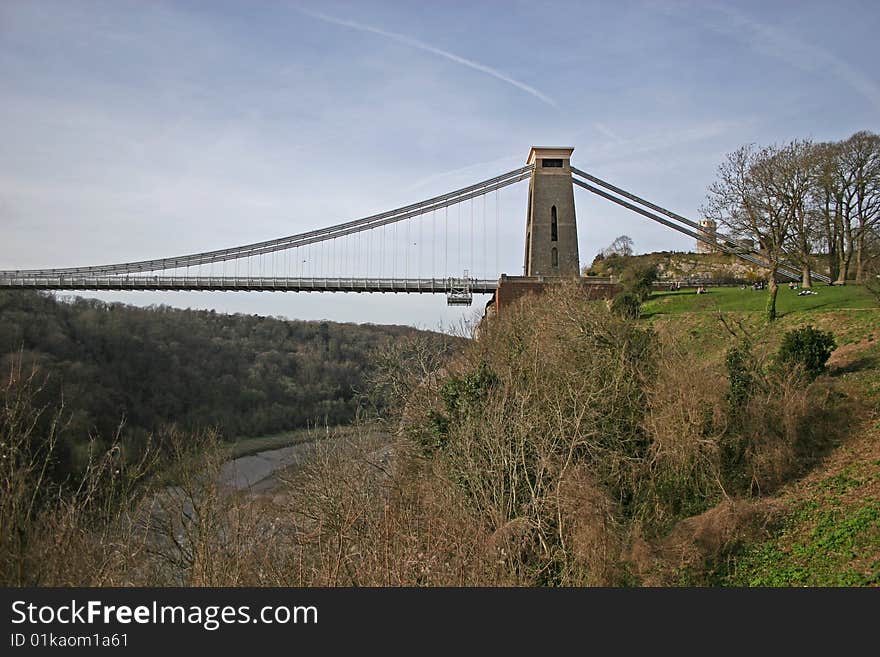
[[704, 130, 880, 319], [0, 290, 448, 479]]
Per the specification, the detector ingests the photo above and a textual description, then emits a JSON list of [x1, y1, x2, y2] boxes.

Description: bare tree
[[772, 140, 818, 288], [814, 131, 880, 284], [811, 141, 845, 282], [704, 144, 794, 321], [603, 235, 635, 258], [838, 131, 880, 282]]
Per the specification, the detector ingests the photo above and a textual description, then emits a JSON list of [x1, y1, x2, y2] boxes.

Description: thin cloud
[[299, 8, 557, 108], [592, 121, 625, 144], [583, 119, 753, 170], [699, 3, 880, 112]]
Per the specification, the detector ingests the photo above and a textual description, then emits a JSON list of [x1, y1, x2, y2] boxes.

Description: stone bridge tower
[[523, 146, 580, 277]]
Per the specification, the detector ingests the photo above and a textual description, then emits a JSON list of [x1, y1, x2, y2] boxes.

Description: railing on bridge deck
[[0, 275, 499, 298]]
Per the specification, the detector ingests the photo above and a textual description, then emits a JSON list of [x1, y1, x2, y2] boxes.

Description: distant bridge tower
[[697, 219, 718, 254], [523, 147, 580, 277]]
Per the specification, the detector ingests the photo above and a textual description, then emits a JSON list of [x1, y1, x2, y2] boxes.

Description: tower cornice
[[526, 147, 575, 165]]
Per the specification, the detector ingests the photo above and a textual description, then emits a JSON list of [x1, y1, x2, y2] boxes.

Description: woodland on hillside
[[0, 290, 450, 480]]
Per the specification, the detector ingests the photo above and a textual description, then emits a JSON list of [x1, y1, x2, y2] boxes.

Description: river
[[219, 441, 319, 494]]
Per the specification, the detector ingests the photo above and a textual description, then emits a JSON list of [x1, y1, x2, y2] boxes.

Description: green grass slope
[[642, 284, 875, 317], [639, 284, 880, 586]]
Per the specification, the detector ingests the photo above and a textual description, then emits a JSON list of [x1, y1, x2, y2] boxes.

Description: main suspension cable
[[571, 167, 827, 283], [5, 165, 533, 278], [571, 177, 802, 281]]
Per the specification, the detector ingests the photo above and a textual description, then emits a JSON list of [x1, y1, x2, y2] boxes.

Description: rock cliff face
[[589, 252, 766, 283], [651, 253, 765, 282]]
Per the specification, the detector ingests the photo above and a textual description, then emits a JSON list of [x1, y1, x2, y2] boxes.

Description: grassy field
[[642, 284, 876, 317]]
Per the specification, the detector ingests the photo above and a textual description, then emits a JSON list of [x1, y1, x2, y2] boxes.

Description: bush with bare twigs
[[0, 360, 156, 585], [394, 282, 655, 584]]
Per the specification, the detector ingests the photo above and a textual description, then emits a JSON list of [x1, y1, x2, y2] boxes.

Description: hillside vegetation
[[641, 285, 880, 585], [370, 282, 880, 585], [0, 291, 451, 480], [2, 283, 878, 586], [262, 281, 878, 586]]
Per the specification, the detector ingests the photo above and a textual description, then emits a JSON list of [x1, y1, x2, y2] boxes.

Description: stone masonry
[[523, 147, 580, 277]]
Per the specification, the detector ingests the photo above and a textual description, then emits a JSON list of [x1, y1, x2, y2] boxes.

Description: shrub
[[725, 340, 757, 422], [439, 362, 498, 421], [619, 263, 659, 301], [638, 341, 727, 532], [611, 292, 642, 319], [417, 362, 498, 455], [775, 326, 836, 380], [406, 282, 659, 583], [0, 361, 158, 585]]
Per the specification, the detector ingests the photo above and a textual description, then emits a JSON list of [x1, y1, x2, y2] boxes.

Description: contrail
[[299, 8, 557, 108], [699, 4, 880, 112]]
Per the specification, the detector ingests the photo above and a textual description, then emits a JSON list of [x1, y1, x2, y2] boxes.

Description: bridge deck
[[0, 276, 500, 294]]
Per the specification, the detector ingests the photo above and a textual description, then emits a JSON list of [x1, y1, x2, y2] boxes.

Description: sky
[[2, 0, 879, 329]]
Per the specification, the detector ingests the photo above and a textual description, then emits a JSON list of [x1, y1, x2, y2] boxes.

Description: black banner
[[0, 587, 874, 652]]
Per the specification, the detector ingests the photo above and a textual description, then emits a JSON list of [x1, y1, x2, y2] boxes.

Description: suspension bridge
[[0, 146, 823, 308]]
